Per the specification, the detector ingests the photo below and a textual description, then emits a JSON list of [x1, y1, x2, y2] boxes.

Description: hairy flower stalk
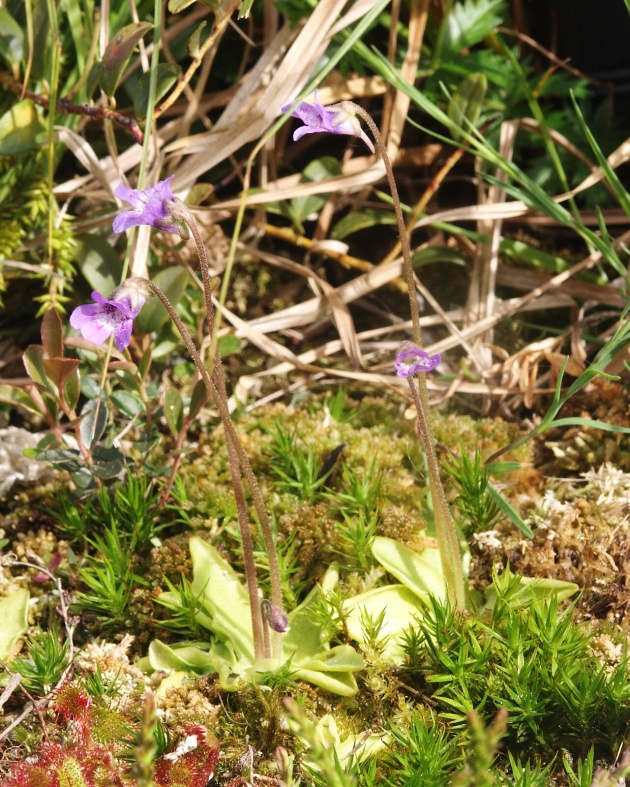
[[354, 105, 466, 610], [105, 180, 286, 660], [285, 96, 466, 609], [164, 198, 285, 660], [141, 280, 265, 658]]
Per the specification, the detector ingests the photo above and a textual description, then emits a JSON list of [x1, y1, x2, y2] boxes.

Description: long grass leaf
[[570, 91, 630, 217], [487, 482, 534, 538]]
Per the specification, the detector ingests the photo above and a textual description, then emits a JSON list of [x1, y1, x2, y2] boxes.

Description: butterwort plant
[[68, 177, 286, 663], [284, 92, 466, 609]]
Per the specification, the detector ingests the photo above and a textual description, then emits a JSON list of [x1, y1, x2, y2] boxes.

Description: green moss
[[8, 387, 630, 783], [537, 377, 630, 475]]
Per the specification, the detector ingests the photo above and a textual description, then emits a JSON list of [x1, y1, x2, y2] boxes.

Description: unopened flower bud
[[261, 599, 290, 633]]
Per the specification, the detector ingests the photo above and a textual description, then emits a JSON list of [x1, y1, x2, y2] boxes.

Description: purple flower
[[261, 599, 290, 634], [282, 90, 375, 153], [113, 177, 181, 234], [69, 278, 152, 351], [394, 342, 441, 377]]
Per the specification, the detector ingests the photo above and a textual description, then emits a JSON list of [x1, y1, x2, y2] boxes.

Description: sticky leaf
[[0, 588, 29, 661], [371, 536, 447, 602]]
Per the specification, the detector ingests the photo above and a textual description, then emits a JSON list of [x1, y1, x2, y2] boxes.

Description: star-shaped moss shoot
[[282, 90, 375, 153], [394, 341, 441, 377], [69, 278, 152, 351], [112, 176, 186, 236]]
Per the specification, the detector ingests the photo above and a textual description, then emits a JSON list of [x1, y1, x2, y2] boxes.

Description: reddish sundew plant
[[5, 685, 219, 787]]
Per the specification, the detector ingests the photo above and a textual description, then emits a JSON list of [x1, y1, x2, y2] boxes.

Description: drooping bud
[[261, 599, 290, 634]]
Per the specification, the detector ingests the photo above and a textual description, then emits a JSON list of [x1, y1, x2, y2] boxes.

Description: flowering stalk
[[145, 280, 267, 660], [358, 106, 465, 609], [71, 274, 267, 659], [153, 286, 284, 657], [163, 197, 285, 660], [285, 95, 466, 609], [355, 105, 466, 610], [73, 178, 288, 660]]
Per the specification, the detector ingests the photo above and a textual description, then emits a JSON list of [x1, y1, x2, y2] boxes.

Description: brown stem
[[213, 362, 271, 659], [408, 379, 466, 609], [177, 208, 285, 659], [349, 103, 466, 610], [173, 202, 216, 348], [146, 281, 266, 659], [1, 74, 143, 143], [147, 280, 285, 655], [225, 427, 267, 660], [350, 106, 423, 345], [379, 146, 465, 268]]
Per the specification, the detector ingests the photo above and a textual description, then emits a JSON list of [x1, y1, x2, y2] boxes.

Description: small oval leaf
[[23, 345, 56, 395], [63, 370, 81, 413], [79, 398, 108, 449], [91, 445, 126, 479], [218, 334, 241, 358], [137, 267, 190, 333], [100, 22, 153, 97], [188, 21, 207, 58], [41, 309, 64, 359], [43, 358, 81, 394], [188, 379, 208, 421], [331, 208, 397, 241], [74, 234, 123, 296], [37, 448, 82, 471], [111, 390, 146, 418], [134, 63, 181, 120], [164, 387, 184, 436]]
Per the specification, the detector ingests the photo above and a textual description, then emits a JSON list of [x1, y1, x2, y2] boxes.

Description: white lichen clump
[[0, 427, 51, 498]]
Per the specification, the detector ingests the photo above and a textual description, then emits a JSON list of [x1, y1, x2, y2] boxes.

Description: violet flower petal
[[283, 90, 374, 152], [394, 346, 441, 377], [293, 125, 326, 142], [69, 303, 119, 346], [69, 279, 151, 351], [112, 176, 180, 234], [113, 320, 134, 351]]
